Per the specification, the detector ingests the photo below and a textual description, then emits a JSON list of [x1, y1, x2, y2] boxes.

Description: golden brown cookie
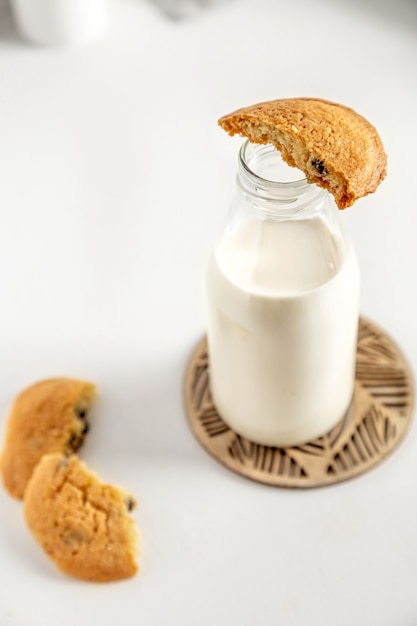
[[218, 97, 387, 209], [1, 378, 96, 498], [24, 453, 139, 582]]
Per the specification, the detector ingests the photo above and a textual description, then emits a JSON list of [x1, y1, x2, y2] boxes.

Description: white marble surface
[[0, 0, 416, 624]]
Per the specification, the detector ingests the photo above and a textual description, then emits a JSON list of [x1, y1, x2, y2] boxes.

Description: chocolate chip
[[67, 429, 88, 452], [125, 498, 135, 512], [311, 159, 326, 175], [74, 406, 90, 436], [68, 433, 82, 449]]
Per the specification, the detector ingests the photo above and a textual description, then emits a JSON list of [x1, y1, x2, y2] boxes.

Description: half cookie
[[24, 453, 139, 582], [218, 97, 387, 209], [1, 378, 96, 498]]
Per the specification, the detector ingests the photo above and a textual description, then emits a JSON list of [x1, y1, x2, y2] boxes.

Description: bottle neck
[[237, 140, 326, 218]]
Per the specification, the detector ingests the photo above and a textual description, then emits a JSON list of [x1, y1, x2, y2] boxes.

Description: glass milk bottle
[[206, 141, 360, 447]]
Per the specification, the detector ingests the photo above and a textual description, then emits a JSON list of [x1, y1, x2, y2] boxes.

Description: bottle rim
[[237, 140, 327, 212], [239, 140, 310, 190]]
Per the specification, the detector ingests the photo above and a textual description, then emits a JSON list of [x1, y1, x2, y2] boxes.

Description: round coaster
[[184, 318, 414, 488]]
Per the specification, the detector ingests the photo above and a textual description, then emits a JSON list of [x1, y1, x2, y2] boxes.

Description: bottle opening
[[237, 140, 323, 211], [241, 141, 306, 185]]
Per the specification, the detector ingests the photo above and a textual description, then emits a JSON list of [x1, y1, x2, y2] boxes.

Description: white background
[[0, 0, 416, 624]]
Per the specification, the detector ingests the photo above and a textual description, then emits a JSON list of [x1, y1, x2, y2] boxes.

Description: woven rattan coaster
[[184, 318, 414, 488]]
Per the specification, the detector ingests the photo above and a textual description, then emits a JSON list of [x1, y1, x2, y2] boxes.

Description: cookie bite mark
[[218, 97, 387, 209], [0, 378, 96, 499], [24, 453, 140, 582]]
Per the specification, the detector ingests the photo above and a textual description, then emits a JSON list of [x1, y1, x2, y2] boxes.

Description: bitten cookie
[[0, 378, 96, 498], [218, 97, 387, 209], [24, 453, 139, 582]]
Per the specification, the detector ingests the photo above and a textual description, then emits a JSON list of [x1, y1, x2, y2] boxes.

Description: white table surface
[[0, 0, 416, 624]]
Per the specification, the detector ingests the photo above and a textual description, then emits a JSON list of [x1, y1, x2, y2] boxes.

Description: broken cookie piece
[[24, 453, 139, 582], [0, 378, 96, 498], [218, 97, 387, 209]]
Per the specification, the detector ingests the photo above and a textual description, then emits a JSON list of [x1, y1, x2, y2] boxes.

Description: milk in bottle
[[206, 141, 360, 447]]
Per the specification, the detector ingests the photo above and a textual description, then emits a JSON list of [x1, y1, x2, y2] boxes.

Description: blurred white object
[[10, 0, 107, 46], [151, 0, 232, 20]]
